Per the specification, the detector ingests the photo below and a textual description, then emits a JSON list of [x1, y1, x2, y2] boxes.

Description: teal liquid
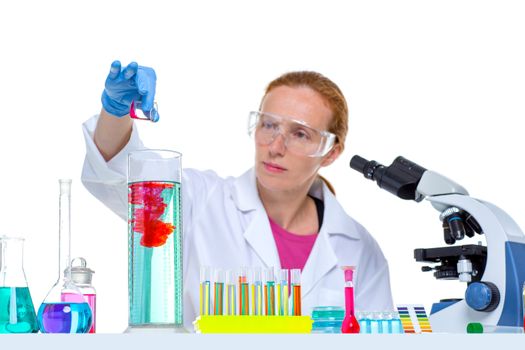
[[128, 181, 183, 326], [0, 287, 38, 333]]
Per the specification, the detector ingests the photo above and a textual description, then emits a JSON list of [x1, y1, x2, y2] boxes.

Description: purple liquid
[[37, 302, 92, 333]]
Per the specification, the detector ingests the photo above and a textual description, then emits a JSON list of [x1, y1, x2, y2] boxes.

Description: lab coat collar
[[232, 169, 280, 267], [232, 168, 362, 240], [231, 168, 261, 212]]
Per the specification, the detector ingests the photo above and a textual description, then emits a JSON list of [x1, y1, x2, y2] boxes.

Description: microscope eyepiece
[[349, 155, 427, 201], [349, 155, 384, 181]]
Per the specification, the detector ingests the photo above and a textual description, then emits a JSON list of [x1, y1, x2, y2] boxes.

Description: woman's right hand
[[101, 60, 159, 122]]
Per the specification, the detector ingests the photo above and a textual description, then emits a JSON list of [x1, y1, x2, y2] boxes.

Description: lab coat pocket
[[318, 287, 344, 308]]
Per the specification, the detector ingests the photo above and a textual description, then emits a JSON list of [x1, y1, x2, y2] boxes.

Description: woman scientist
[[82, 61, 394, 329]]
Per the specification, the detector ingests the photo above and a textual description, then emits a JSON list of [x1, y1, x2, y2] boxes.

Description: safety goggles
[[248, 111, 336, 157]]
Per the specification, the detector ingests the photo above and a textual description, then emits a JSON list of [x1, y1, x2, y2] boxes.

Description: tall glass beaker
[[128, 150, 183, 331], [0, 236, 38, 333], [37, 179, 92, 333]]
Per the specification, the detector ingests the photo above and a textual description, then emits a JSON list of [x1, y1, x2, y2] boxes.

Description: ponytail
[[318, 175, 336, 195]]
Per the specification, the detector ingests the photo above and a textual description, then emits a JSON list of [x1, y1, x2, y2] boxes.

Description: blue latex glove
[[101, 60, 159, 122]]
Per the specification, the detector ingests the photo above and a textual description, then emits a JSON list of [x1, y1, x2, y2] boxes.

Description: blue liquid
[[358, 318, 370, 334], [391, 318, 404, 333], [0, 287, 38, 333], [380, 319, 391, 333], [370, 318, 380, 333], [37, 302, 92, 333]]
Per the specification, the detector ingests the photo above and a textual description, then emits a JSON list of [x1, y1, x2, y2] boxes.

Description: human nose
[[268, 131, 287, 156]]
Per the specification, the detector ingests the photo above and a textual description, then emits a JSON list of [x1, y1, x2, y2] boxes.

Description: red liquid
[[129, 182, 175, 247], [341, 286, 360, 334], [293, 285, 301, 316]]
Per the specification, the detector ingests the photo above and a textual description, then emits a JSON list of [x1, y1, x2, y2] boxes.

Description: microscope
[[350, 155, 525, 333]]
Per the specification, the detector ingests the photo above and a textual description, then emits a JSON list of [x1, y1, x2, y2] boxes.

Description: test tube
[[213, 269, 225, 315], [238, 267, 250, 315], [369, 312, 381, 333], [380, 312, 391, 333], [264, 268, 276, 315], [390, 311, 404, 334], [199, 266, 211, 316], [225, 269, 236, 315], [291, 269, 302, 316], [277, 269, 289, 316], [251, 267, 263, 315]]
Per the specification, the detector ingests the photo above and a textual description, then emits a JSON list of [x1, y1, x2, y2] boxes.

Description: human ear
[[320, 144, 343, 167]]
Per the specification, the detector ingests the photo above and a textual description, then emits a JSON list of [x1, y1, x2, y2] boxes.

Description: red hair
[[263, 71, 348, 151]]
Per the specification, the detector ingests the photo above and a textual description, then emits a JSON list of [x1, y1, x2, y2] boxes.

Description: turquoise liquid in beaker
[[128, 181, 183, 326], [0, 287, 38, 333]]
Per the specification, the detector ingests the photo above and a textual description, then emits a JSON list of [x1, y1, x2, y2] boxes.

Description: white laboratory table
[[0, 333, 523, 350]]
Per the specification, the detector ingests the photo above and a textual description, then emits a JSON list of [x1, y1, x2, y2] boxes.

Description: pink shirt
[[269, 217, 318, 271]]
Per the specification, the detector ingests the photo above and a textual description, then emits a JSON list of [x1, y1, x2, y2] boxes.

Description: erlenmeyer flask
[[0, 236, 38, 333], [37, 179, 92, 333]]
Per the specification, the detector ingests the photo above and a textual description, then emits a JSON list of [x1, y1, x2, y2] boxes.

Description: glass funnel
[[0, 236, 38, 333], [37, 179, 92, 333], [127, 150, 183, 331]]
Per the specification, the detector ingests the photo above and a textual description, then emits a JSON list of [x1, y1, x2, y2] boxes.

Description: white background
[[1, 0, 524, 333]]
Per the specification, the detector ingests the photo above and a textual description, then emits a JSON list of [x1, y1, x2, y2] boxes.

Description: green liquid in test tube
[[199, 266, 211, 316], [238, 267, 249, 315], [277, 269, 289, 316], [213, 269, 224, 315]]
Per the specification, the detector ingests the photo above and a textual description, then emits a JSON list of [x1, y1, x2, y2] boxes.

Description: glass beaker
[[0, 236, 38, 333], [37, 179, 92, 333], [128, 150, 183, 331]]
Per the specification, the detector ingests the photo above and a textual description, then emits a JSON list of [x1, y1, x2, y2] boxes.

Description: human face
[[255, 85, 341, 194]]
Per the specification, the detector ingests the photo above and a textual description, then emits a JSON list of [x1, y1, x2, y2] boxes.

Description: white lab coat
[[81, 115, 394, 330]]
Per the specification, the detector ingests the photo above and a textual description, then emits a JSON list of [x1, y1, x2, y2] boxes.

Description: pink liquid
[[341, 286, 360, 334], [62, 293, 96, 333]]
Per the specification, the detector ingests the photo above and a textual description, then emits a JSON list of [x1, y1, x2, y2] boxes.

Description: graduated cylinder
[[127, 150, 183, 330]]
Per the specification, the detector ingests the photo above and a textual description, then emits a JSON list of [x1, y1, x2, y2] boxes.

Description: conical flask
[[37, 179, 92, 333], [0, 236, 38, 333]]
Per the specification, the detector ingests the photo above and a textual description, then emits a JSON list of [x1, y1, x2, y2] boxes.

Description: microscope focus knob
[[465, 282, 500, 312]]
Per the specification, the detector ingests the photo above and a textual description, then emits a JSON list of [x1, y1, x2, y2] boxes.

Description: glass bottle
[[64, 257, 96, 333], [127, 150, 183, 331], [341, 266, 360, 333], [37, 179, 92, 333], [0, 236, 38, 333]]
